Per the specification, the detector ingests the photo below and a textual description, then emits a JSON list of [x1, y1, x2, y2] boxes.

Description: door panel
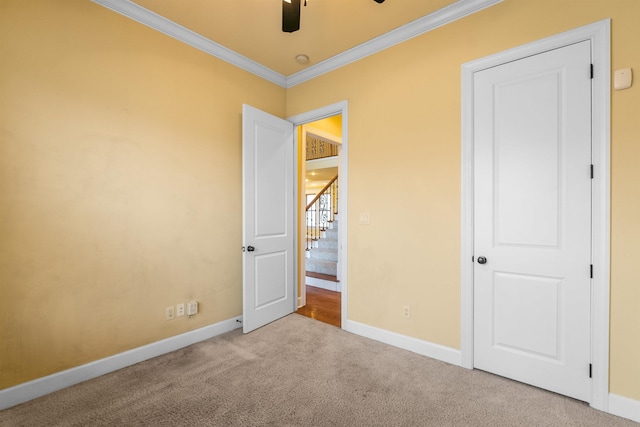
[[492, 272, 562, 360], [242, 104, 295, 333], [494, 72, 561, 247], [254, 251, 288, 308], [255, 125, 288, 236], [473, 41, 592, 401]]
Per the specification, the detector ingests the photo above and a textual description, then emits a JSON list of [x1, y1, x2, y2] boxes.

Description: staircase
[[305, 217, 339, 291], [305, 175, 340, 291]]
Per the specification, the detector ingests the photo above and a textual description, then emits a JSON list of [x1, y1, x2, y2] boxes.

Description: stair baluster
[[305, 175, 338, 257]]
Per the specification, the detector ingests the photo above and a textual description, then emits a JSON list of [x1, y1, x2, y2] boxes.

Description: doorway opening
[[288, 102, 348, 329], [297, 116, 342, 327]]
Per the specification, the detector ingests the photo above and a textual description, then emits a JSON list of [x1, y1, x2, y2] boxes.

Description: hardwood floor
[[297, 285, 341, 327]]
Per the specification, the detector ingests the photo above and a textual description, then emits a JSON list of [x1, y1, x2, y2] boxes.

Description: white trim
[[305, 278, 339, 292], [588, 19, 612, 413], [306, 156, 340, 171], [91, 0, 502, 89], [0, 316, 242, 410], [609, 394, 640, 423], [287, 0, 502, 88], [293, 117, 301, 313], [288, 101, 349, 329], [461, 19, 611, 411], [90, 0, 287, 87], [460, 54, 475, 371], [345, 320, 462, 367]]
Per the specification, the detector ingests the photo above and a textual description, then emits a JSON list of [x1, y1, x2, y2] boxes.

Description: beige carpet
[[1, 314, 636, 426]]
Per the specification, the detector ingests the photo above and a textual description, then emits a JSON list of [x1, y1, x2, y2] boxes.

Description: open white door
[[242, 104, 296, 333]]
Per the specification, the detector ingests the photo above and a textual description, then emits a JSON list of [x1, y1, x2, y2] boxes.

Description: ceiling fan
[[282, 0, 385, 33]]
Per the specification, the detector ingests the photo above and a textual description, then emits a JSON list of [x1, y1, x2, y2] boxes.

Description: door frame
[[460, 20, 611, 411], [288, 100, 349, 328]]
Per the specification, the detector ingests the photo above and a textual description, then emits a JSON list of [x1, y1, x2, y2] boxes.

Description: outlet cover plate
[[402, 305, 411, 318], [186, 301, 199, 316]]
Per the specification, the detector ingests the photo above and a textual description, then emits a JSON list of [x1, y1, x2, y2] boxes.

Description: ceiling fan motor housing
[[283, 0, 383, 33], [282, 0, 301, 33]]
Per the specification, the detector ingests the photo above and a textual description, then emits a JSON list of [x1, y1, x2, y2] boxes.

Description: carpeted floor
[[1, 314, 636, 426]]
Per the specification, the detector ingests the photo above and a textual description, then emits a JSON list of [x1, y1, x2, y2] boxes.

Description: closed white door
[[242, 104, 295, 333], [473, 41, 592, 401]]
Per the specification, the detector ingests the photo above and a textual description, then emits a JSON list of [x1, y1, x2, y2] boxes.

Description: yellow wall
[[0, 0, 285, 388], [286, 0, 640, 401], [306, 115, 342, 139], [2, 0, 638, 406]]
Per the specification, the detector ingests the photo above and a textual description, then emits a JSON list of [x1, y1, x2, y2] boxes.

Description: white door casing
[[242, 104, 296, 333], [473, 41, 592, 401], [461, 20, 611, 410]]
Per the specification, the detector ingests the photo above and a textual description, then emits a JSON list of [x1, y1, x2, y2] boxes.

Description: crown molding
[[92, 0, 502, 89], [286, 0, 502, 87], [91, 0, 288, 87]]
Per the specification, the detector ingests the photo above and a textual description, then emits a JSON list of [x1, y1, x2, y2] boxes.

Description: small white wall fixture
[[460, 20, 611, 412]]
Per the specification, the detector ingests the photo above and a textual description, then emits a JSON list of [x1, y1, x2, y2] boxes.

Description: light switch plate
[[614, 68, 632, 90]]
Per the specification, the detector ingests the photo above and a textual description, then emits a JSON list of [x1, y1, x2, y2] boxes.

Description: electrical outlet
[[176, 303, 185, 317], [186, 301, 199, 316], [166, 306, 175, 320], [402, 305, 411, 319]]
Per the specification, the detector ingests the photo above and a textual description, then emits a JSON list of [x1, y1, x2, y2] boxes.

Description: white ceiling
[[306, 166, 338, 192], [93, 0, 502, 87]]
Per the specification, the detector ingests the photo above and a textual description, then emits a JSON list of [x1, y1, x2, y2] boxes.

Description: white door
[[242, 104, 295, 333], [473, 41, 592, 401]]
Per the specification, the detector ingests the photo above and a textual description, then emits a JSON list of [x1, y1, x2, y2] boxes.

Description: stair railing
[[305, 175, 338, 255]]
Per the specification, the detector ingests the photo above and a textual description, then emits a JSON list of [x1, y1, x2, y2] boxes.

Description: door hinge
[[590, 64, 594, 79], [589, 363, 593, 378], [590, 164, 594, 179], [590, 264, 593, 279]]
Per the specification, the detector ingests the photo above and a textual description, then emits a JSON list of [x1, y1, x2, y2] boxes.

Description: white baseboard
[[344, 319, 462, 367], [0, 316, 242, 410], [609, 393, 640, 423], [306, 278, 339, 292]]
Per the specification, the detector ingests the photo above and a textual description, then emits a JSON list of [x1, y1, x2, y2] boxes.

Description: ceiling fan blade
[[282, 0, 301, 33]]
